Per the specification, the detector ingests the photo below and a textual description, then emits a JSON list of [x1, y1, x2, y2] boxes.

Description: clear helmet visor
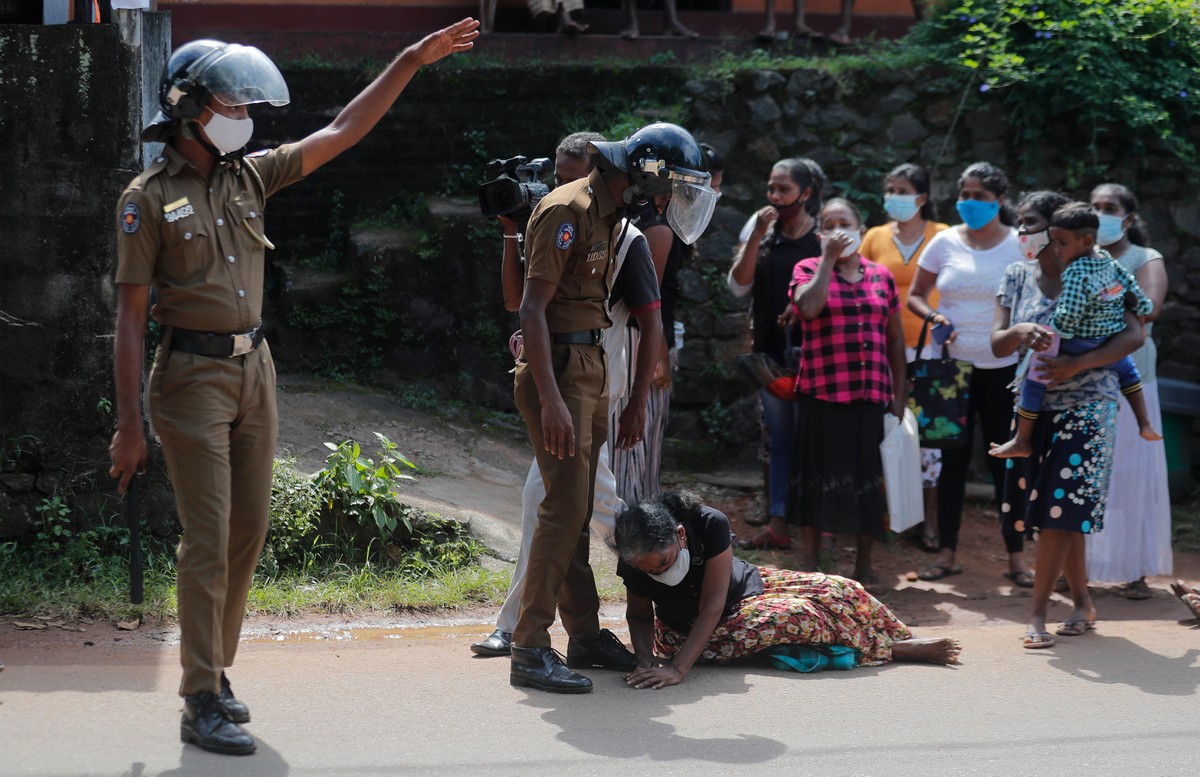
[[665, 174, 717, 245], [197, 45, 290, 107]]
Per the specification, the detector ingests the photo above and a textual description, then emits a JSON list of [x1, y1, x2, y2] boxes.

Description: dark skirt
[[786, 394, 886, 535], [1001, 398, 1118, 538]]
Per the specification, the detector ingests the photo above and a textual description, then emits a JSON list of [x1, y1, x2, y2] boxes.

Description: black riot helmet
[[589, 122, 717, 244], [142, 39, 290, 142]]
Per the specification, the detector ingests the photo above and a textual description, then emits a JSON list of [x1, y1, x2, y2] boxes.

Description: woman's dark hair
[[820, 197, 864, 228], [657, 489, 704, 522], [774, 157, 826, 217], [700, 143, 724, 175], [1015, 190, 1071, 226], [1050, 202, 1099, 234], [1091, 182, 1149, 246], [886, 162, 937, 221], [610, 500, 680, 563], [957, 161, 1017, 227]]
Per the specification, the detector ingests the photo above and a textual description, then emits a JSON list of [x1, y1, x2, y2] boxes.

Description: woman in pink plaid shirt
[[784, 198, 907, 587]]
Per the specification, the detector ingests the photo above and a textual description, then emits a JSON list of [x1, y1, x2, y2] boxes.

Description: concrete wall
[[0, 13, 172, 538]]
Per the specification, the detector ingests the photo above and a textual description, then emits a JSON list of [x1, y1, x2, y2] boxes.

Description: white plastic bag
[[880, 408, 923, 534]]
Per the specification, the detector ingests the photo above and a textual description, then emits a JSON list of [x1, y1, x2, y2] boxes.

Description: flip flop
[[1170, 580, 1198, 600], [1181, 593, 1200, 621], [918, 533, 940, 553], [1023, 630, 1055, 649], [1122, 580, 1152, 600], [1003, 569, 1035, 589], [1055, 619, 1096, 637], [917, 563, 963, 581]]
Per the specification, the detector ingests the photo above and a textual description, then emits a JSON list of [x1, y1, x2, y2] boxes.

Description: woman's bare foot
[[989, 437, 1032, 458], [1139, 421, 1163, 441], [892, 637, 962, 665], [620, 26, 640, 40]]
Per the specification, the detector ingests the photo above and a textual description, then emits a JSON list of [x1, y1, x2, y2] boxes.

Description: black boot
[[181, 691, 256, 755], [470, 629, 513, 657], [218, 672, 251, 723], [510, 646, 593, 693], [567, 628, 638, 671]]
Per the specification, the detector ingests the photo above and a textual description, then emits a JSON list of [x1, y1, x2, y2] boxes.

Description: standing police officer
[[510, 123, 717, 693], [107, 19, 479, 755]]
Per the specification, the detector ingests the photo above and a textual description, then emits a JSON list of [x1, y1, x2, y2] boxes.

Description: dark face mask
[[773, 197, 807, 222]]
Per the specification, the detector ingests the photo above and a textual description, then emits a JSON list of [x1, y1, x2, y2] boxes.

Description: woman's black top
[[752, 223, 820, 365], [616, 506, 764, 634]]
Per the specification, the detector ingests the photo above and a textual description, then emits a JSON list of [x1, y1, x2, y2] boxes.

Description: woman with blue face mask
[[906, 162, 1033, 587], [1085, 183, 1172, 601], [611, 490, 962, 690], [860, 164, 949, 554]]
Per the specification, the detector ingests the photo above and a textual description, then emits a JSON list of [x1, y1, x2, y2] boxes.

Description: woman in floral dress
[[611, 490, 961, 689]]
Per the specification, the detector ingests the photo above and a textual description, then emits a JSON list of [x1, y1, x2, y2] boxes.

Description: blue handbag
[[765, 644, 860, 673]]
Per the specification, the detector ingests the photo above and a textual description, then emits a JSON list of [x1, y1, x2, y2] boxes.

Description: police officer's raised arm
[[296, 18, 480, 177]]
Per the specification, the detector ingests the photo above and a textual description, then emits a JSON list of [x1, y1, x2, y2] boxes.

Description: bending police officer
[[510, 122, 716, 693]]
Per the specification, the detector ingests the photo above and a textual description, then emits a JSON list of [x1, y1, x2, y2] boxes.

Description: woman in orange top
[[859, 163, 948, 553]]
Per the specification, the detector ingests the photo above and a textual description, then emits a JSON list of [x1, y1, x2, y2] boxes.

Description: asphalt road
[[3, 615, 1199, 777]]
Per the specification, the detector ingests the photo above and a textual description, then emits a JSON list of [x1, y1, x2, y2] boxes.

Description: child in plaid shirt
[[991, 203, 1159, 459]]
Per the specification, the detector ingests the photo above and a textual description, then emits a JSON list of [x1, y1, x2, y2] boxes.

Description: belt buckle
[[593, 329, 605, 346], [230, 332, 254, 357]]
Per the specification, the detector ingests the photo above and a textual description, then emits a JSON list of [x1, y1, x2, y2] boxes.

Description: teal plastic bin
[[1158, 378, 1200, 497]]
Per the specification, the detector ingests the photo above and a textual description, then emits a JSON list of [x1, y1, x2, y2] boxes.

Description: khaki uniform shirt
[[523, 168, 618, 334], [115, 143, 305, 333]]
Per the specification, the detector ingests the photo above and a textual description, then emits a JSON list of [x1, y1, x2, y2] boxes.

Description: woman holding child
[[612, 490, 961, 690], [991, 197, 1146, 649]]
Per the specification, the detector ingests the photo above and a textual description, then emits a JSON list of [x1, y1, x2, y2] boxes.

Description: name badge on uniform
[[163, 197, 195, 223]]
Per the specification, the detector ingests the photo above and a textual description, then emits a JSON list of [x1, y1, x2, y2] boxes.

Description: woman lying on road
[[611, 490, 962, 689]]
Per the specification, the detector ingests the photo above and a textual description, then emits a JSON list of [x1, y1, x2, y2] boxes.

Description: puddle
[[245, 622, 487, 644]]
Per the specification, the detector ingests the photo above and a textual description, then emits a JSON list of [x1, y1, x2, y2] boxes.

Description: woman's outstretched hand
[[624, 662, 685, 690]]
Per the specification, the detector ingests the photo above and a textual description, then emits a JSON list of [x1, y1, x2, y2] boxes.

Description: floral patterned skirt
[[654, 568, 912, 667]]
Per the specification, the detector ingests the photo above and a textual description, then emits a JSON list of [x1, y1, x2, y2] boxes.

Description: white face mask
[[1096, 213, 1127, 246], [820, 228, 863, 258], [1019, 229, 1051, 261], [648, 546, 691, 587], [201, 107, 254, 155]]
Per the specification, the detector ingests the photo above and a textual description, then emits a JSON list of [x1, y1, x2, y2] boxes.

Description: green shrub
[[262, 457, 324, 576], [313, 433, 418, 543], [911, 0, 1200, 160]]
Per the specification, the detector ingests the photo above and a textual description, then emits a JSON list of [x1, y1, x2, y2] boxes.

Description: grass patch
[[1172, 490, 1200, 554]]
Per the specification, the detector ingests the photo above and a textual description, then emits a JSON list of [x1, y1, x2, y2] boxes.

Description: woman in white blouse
[[906, 162, 1034, 587]]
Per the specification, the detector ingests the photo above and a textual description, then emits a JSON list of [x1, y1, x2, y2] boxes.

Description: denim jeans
[[760, 387, 799, 518]]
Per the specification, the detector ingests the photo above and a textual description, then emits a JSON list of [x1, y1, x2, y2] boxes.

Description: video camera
[[478, 156, 552, 223]]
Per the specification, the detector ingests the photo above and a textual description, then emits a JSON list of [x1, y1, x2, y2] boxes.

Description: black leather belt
[[171, 322, 264, 358], [552, 329, 603, 345]]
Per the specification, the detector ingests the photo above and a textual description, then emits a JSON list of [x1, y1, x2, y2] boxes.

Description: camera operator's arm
[[499, 215, 523, 313], [297, 18, 479, 176], [520, 278, 574, 459]]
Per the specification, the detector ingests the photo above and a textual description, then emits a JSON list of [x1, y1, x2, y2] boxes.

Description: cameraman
[[473, 131, 659, 660], [509, 123, 716, 694]]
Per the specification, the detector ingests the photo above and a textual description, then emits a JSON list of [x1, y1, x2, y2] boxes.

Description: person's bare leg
[[619, 0, 639, 39], [1125, 388, 1163, 441], [758, 0, 777, 38], [921, 486, 938, 549], [829, 0, 856, 44], [663, 0, 699, 37], [891, 637, 962, 664], [801, 525, 821, 572], [557, 3, 588, 35], [1061, 534, 1097, 624], [479, 0, 497, 34], [1028, 529, 1073, 636], [853, 533, 877, 587], [791, 0, 818, 37]]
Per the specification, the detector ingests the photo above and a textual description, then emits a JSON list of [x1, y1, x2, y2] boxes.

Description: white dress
[[1085, 245, 1172, 583]]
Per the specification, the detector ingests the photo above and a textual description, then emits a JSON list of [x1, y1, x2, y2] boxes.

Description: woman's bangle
[[925, 310, 938, 322]]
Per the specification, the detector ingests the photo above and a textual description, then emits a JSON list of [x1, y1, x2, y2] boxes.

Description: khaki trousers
[[149, 338, 276, 696], [512, 343, 607, 648]]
